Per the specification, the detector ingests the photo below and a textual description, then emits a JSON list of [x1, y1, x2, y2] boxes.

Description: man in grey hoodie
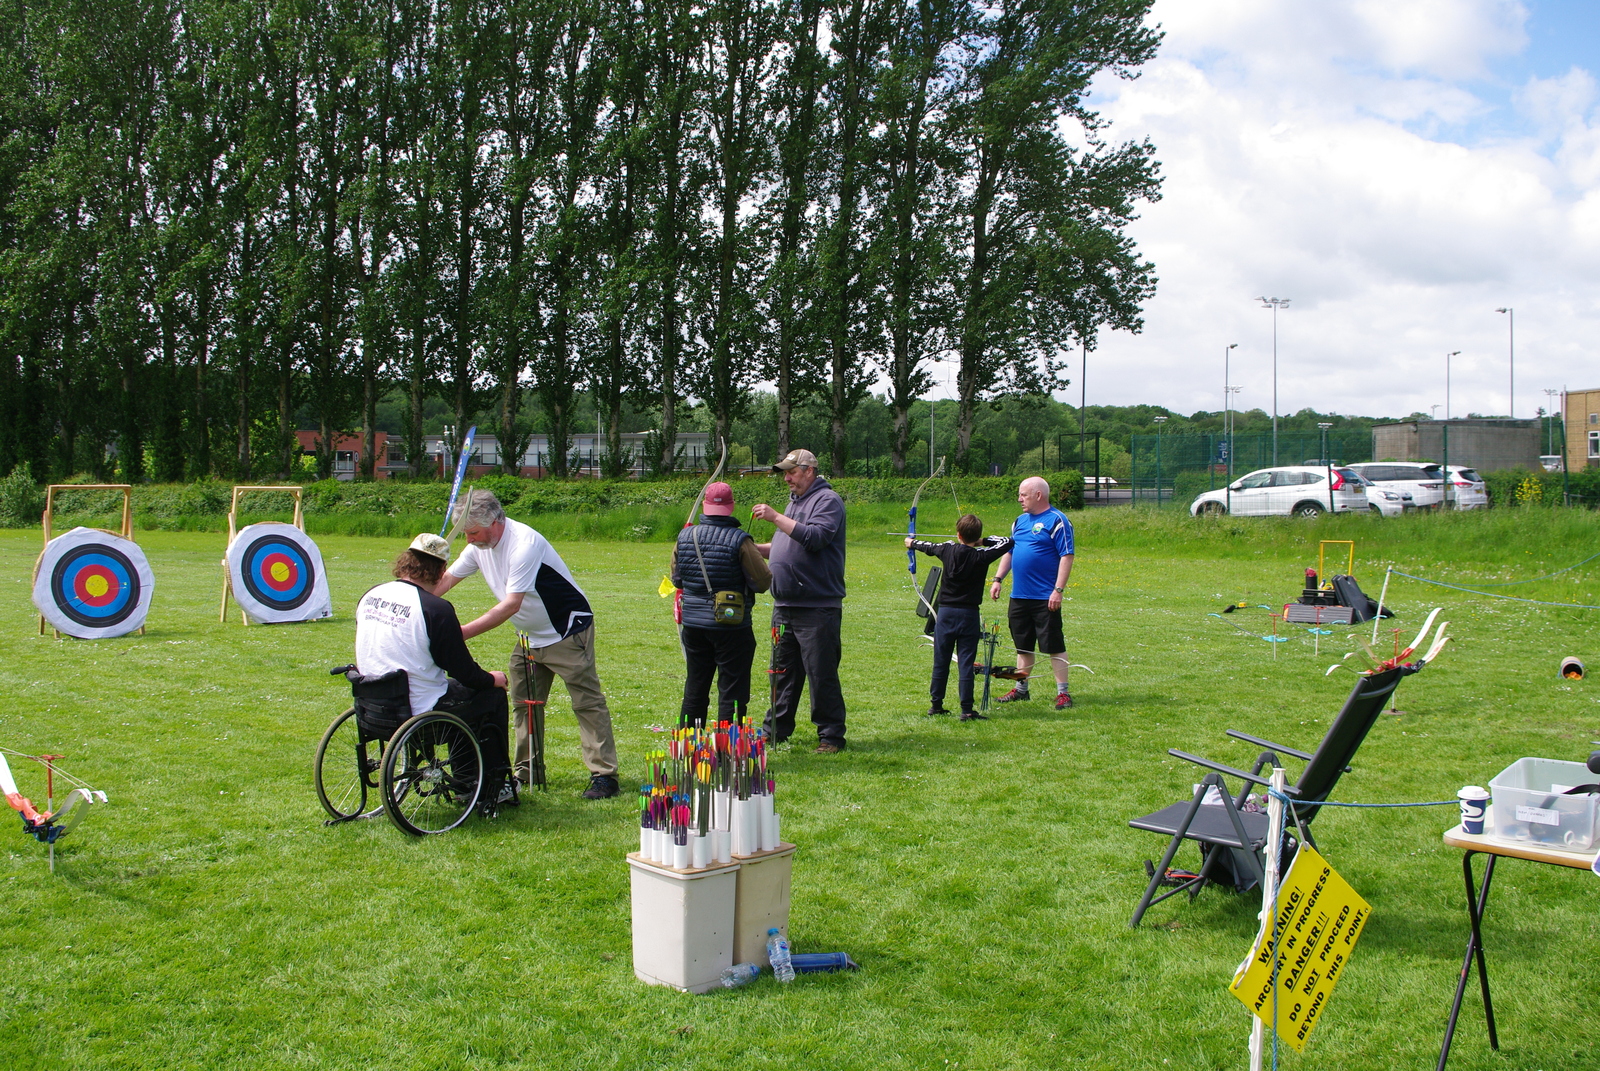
[[752, 449, 848, 753]]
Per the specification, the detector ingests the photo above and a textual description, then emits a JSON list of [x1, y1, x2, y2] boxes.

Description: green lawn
[[2, 509, 1597, 1070]]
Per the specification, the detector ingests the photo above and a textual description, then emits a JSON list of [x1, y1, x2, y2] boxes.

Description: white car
[[1361, 480, 1414, 517], [1190, 466, 1369, 517], [1443, 466, 1488, 509], [1345, 463, 1444, 509]]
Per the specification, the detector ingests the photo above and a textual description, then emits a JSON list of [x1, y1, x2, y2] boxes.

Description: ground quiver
[[678, 518, 754, 628]]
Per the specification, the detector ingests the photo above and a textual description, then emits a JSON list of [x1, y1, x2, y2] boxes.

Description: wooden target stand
[[220, 486, 306, 625], [36, 485, 142, 637]]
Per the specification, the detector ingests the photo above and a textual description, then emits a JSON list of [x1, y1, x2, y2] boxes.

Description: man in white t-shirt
[[435, 492, 621, 799]]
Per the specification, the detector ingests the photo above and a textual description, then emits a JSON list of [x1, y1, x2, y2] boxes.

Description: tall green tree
[[947, 0, 1160, 472]]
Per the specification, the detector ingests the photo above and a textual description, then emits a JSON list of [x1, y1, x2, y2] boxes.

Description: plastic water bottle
[[719, 962, 761, 988], [766, 928, 795, 983]]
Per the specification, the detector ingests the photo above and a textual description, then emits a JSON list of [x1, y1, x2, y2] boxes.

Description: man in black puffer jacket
[[672, 481, 771, 729]]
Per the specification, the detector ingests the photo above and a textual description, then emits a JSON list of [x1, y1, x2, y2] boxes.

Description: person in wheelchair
[[354, 533, 517, 808]]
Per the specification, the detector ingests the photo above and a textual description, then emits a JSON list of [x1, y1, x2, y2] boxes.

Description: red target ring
[[72, 564, 122, 608], [258, 552, 300, 593]]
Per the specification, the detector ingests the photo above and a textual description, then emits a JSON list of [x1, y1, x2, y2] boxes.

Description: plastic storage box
[[1488, 757, 1599, 852], [628, 854, 739, 993]]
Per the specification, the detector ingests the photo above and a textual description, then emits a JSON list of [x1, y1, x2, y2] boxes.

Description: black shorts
[[1008, 598, 1065, 655]]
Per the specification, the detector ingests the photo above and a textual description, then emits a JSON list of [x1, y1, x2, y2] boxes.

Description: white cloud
[[1078, 0, 1600, 417]]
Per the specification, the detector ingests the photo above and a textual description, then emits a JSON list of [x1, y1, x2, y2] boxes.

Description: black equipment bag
[[1331, 574, 1392, 623]]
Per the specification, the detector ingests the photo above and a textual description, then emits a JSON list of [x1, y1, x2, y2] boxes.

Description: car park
[[1345, 462, 1445, 510], [1190, 466, 1369, 517]]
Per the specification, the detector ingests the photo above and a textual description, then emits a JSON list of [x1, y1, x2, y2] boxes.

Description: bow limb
[[907, 458, 946, 621], [685, 436, 729, 529], [907, 456, 946, 572]]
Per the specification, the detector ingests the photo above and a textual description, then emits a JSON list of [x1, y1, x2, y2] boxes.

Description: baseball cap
[[773, 449, 817, 472], [702, 481, 735, 515], [408, 533, 451, 561]]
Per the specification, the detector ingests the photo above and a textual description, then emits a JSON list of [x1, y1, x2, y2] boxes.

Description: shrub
[[0, 463, 43, 527]]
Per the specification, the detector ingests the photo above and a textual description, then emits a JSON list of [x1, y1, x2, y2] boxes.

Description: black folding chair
[[1127, 665, 1413, 928]]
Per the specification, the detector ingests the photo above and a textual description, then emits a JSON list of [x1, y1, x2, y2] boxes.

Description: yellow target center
[[270, 562, 291, 583], [85, 575, 110, 598]]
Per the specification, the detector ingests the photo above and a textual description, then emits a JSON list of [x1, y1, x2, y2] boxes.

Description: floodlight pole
[[1496, 307, 1513, 418], [1079, 338, 1089, 470], [1153, 416, 1167, 507], [1224, 344, 1238, 512], [1259, 297, 1290, 465], [1543, 389, 1560, 455], [1318, 422, 1333, 510], [1446, 351, 1459, 419]]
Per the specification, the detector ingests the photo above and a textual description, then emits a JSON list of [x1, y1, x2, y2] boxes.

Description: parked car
[[1190, 466, 1369, 517], [1444, 465, 1488, 509], [1345, 462, 1445, 510], [1343, 469, 1413, 517]]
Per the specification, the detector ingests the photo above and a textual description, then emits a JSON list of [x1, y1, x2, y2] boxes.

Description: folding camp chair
[[1127, 664, 1413, 928]]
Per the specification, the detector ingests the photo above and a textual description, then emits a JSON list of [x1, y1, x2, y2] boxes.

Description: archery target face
[[226, 523, 333, 624], [33, 527, 155, 639]]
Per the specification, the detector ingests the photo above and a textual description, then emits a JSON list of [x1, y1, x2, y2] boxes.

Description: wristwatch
[[1053, 586, 1065, 593]]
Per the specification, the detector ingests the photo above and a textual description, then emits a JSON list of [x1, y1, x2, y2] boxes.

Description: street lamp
[[1496, 308, 1513, 418], [1259, 297, 1290, 464], [1430, 405, 1441, 419], [1318, 422, 1333, 510], [1544, 388, 1560, 455], [1154, 416, 1169, 504], [1446, 351, 1459, 419], [1079, 338, 1089, 471], [1224, 385, 1241, 513]]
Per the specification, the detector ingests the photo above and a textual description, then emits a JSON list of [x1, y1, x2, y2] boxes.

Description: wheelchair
[[314, 666, 508, 836]]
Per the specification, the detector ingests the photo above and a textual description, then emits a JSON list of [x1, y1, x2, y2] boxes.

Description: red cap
[[702, 481, 735, 515]]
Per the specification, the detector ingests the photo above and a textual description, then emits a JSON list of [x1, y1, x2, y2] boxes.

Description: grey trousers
[[508, 626, 619, 779]]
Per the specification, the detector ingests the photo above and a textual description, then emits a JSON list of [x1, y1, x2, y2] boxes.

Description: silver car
[[1190, 466, 1370, 517], [1345, 463, 1444, 509], [1443, 466, 1488, 509]]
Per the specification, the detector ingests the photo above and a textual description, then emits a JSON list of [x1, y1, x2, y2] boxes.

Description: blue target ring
[[51, 546, 140, 629], [241, 534, 314, 612]]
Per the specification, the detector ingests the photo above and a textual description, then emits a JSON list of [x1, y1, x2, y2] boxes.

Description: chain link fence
[[1128, 432, 1374, 507]]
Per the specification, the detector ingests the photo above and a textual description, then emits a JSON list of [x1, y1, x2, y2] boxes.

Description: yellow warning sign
[[1229, 845, 1370, 1053]]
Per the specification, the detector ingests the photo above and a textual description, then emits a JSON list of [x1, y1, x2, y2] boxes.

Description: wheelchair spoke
[[381, 714, 482, 835], [314, 708, 370, 822]]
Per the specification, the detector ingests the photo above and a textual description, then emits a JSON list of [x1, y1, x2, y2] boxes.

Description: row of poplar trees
[[0, 0, 1161, 481]]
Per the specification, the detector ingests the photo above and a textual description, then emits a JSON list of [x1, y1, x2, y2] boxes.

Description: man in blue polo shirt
[[988, 476, 1075, 709]]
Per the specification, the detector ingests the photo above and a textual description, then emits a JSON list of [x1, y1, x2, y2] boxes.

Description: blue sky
[[1080, 0, 1600, 419]]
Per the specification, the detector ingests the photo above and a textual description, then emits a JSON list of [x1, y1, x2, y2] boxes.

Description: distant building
[[295, 430, 714, 479], [1563, 388, 1600, 471], [1371, 419, 1540, 473]]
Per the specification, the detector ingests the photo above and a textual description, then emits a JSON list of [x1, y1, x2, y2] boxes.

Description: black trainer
[[927, 705, 950, 717], [959, 711, 988, 721], [581, 774, 621, 799]]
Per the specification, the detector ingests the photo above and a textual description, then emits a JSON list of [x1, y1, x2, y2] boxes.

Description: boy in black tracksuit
[[906, 515, 1012, 720]]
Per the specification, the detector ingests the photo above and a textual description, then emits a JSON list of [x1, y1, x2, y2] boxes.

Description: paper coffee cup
[[1458, 785, 1490, 835]]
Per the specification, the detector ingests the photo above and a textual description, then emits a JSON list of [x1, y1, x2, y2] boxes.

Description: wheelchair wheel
[[315, 707, 382, 822], [381, 712, 484, 835]]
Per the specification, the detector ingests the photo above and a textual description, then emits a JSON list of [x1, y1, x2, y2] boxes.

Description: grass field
[[2, 507, 1598, 1070]]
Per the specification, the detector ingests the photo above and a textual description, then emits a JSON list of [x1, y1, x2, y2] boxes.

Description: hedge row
[[0, 468, 1085, 528]]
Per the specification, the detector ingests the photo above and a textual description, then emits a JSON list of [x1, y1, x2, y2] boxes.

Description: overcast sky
[[1063, 0, 1599, 421]]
